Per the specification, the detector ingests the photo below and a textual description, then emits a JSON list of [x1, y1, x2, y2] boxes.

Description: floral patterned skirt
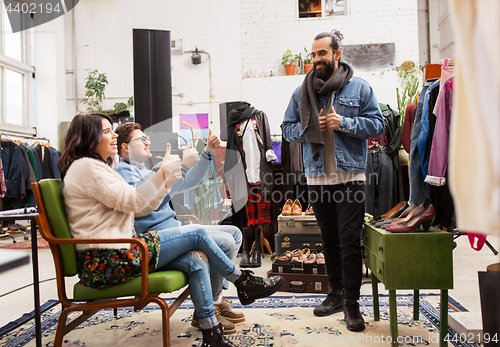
[[77, 231, 160, 289]]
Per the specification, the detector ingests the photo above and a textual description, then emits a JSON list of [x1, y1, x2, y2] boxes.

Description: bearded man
[[281, 30, 384, 332]]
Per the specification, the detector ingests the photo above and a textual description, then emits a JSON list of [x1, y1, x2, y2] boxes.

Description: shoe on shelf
[[201, 323, 236, 347], [315, 252, 325, 265], [274, 250, 293, 263], [216, 297, 245, 323], [385, 204, 435, 233], [313, 289, 344, 316], [375, 203, 418, 228], [292, 199, 302, 215], [305, 205, 314, 215], [290, 248, 310, 263], [281, 199, 293, 215], [382, 204, 423, 230], [234, 270, 284, 305], [192, 307, 236, 334], [344, 299, 365, 332], [379, 201, 408, 219], [369, 201, 407, 224], [304, 251, 317, 265]]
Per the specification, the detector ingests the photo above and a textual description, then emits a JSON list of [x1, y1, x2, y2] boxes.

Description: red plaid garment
[[245, 183, 271, 226]]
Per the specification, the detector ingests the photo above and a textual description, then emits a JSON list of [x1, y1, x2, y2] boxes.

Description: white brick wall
[[241, 0, 420, 78]]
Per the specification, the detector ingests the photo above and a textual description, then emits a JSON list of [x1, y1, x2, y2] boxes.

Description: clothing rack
[[0, 132, 50, 144]]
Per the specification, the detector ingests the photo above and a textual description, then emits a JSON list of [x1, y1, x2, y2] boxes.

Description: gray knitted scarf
[[300, 61, 353, 161]]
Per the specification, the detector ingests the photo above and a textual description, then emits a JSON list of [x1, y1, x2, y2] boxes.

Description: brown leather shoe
[[191, 307, 236, 334], [281, 199, 293, 215], [292, 199, 302, 215], [274, 250, 293, 263], [305, 205, 314, 215], [304, 251, 317, 265], [316, 252, 325, 265], [291, 248, 310, 262], [215, 297, 245, 323]]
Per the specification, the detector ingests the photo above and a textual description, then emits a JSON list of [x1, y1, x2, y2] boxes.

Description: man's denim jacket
[[281, 76, 384, 176]]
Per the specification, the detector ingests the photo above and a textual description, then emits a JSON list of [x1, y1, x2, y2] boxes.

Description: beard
[[314, 59, 335, 81]]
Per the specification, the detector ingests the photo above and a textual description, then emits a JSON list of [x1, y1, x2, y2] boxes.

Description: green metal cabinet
[[364, 222, 453, 347]]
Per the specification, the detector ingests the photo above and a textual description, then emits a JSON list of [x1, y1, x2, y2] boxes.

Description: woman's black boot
[[201, 323, 236, 346], [250, 227, 262, 267], [239, 228, 251, 268], [234, 270, 284, 305]]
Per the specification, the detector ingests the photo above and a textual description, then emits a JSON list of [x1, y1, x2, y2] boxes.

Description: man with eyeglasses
[[282, 30, 384, 332], [114, 122, 245, 334]]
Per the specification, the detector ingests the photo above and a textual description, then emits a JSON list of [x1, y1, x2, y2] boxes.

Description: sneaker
[[313, 289, 343, 317], [216, 297, 245, 323], [234, 270, 284, 305], [191, 307, 236, 334], [343, 299, 365, 332], [201, 323, 236, 347]]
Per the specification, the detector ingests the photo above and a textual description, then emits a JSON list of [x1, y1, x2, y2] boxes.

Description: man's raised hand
[[326, 106, 341, 131], [182, 142, 200, 169], [206, 129, 221, 152]]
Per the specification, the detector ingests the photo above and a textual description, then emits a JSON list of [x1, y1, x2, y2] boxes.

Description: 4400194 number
[[5, 2, 63, 14], [444, 332, 498, 344]]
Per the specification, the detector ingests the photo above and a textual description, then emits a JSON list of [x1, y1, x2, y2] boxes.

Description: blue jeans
[[203, 225, 242, 300], [155, 224, 241, 329], [409, 81, 433, 205]]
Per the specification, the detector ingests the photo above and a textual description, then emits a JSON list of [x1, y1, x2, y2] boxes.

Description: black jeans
[[309, 182, 365, 301]]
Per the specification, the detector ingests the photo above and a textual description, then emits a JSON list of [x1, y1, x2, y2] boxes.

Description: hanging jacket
[[224, 106, 275, 197], [1, 140, 27, 199]]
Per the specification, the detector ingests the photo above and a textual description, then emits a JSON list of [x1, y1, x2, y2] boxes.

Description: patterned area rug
[[0, 237, 49, 249], [0, 294, 479, 347]]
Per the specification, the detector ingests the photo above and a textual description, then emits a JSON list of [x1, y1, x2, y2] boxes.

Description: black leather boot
[[201, 323, 236, 346], [250, 227, 262, 267], [234, 270, 284, 305], [239, 228, 251, 268], [343, 299, 366, 332], [313, 289, 344, 316]]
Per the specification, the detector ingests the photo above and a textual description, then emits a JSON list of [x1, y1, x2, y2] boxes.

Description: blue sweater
[[115, 149, 213, 234]]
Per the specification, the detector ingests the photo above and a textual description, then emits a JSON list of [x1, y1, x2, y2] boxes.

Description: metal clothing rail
[[0, 132, 50, 144]]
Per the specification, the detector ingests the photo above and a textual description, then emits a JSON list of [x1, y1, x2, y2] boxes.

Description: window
[[298, 0, 346, 19], [0, 0, 34, 131]]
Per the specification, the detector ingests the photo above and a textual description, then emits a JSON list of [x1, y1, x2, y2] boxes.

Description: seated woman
[[58, 113, 284, 347]]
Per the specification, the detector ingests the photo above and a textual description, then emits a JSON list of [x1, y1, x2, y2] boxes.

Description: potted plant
[[282, 49, 296, 75], [303, 48, 313, 73], [81, 70, 133, 121], [81, 69, 108, 112]]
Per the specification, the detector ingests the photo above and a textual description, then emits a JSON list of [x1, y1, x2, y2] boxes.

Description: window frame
[[0, 0, 36, 136], [297, 0, 348, 20]]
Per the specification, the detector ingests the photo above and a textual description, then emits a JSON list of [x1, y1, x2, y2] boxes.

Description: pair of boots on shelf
[[239, 225, 272, 268], [240, 226, 261, 268]]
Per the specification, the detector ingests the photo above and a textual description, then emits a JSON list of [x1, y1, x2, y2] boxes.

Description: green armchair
[[32, 179, 190, 347]]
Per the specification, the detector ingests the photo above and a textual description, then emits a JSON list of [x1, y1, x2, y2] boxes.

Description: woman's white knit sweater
[[63, 158, 168, 250]]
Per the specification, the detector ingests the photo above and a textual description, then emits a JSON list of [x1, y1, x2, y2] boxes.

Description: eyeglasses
[[127, 135, 151, 145]]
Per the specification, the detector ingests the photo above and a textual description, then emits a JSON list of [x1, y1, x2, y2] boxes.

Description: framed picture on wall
[[179, 113, 209, 148]]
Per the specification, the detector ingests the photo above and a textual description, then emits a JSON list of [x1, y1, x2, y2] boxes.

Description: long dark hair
[[58, 113, 114, 180]]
